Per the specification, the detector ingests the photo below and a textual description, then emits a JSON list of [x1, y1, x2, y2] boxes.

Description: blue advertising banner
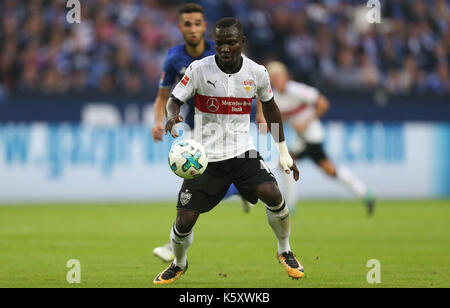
[[0, 122, 448, 202]]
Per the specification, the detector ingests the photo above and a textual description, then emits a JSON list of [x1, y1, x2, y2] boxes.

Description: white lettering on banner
[[0, 122, 411, 177], [220, 101, 251, 107]]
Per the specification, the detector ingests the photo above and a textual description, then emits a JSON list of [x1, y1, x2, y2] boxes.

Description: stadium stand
[[0, 0, 449, 97]]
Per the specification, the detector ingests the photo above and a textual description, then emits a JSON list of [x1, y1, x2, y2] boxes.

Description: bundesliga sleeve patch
[[180, 74, 190, 87]]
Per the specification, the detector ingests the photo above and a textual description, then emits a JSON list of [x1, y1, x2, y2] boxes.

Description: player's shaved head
[[214, 17, 245, 74]]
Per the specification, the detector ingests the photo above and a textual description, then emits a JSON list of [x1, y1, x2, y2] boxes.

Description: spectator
[[0, 0, 449, 96], [334, 47, 362, 89], [358, 51, 381, 89]]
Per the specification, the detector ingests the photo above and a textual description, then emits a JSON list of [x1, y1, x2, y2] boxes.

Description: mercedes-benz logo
[[206, 98, 219, 113]]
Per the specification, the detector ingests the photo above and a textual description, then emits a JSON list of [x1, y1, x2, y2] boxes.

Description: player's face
[[270, 72, 288, 92], [214, 27, 245, 70], [179, 13, 206, 47]]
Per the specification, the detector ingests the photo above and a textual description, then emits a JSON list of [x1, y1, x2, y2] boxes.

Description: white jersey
[[273, 80, 324, 143], [172, 55, 273, 162]]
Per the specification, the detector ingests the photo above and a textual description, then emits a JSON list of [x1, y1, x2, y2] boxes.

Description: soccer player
[[154, 17, 303, 284], [151, 3, 213, 142], [151, 3, 251, 263], [265, 61, 376, 215]]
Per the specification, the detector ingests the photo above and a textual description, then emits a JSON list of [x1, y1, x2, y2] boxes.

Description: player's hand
[[165, 116, 184, 138], [279, 156, 300, 182], [277, 143, 299, 181], [152, 122, 164, 142], [290, 162, 300, 181]]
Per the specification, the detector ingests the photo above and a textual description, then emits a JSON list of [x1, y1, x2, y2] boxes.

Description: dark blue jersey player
[[151, 3, 251, 263], [158, 40, 215, 129]]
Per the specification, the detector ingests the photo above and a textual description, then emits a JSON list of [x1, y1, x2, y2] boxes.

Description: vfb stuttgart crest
[[243, 79, 254, 92], [180, 189, 192, 206]]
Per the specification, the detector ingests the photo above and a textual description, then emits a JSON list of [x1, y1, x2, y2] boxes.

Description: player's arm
[[164, 95, 184, 138], [262, 98, 299, 181], [152, 88, 171, 141], [315, 94, 330, 118], [293, 93, 329, 134], [153, 51, 179, 142], [255, 99, 269, 133]]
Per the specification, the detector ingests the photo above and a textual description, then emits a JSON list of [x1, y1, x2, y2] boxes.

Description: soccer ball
[[168, 139, 208, 179]]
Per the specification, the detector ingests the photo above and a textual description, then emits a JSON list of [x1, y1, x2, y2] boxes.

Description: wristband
[[275, 141, 290, 156], [275, 140, 293, 171]]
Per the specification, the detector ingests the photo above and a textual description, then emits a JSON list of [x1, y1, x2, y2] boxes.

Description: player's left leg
[[317, 158, 376, 216], [255, 182, 304, 279], [233, 150, 304, 279]]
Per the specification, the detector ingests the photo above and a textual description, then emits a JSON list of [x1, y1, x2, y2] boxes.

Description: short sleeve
[[256, 67, 274, 103], [159, 55, 177, 88], [171, 64, 197, 103], [288, 82, 319, 105]]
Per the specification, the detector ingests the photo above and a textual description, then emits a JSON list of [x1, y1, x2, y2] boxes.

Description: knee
[[255, 182, 283, 208], [175, 210, 198, 234], [324, 167, 336, 177], [319, 160, 337, 177]]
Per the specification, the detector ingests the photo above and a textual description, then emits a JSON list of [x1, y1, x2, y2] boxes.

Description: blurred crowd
[[1, 0, 450, 97]]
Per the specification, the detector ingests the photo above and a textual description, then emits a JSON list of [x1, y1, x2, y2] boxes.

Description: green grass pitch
[[0, 199, 449, 288]]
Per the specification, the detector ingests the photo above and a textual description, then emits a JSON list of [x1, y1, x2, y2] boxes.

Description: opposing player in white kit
[[264, 61, 376, 216], [154, 18, 303, 284]]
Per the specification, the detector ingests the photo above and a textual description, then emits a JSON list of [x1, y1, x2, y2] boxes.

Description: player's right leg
[[278, 149, 307, 214], [280, 167, 298, 214], [153, 243, 174, 263], [154, 162, 231, 285], [317, 159, 376, 216], [154, 209, 198, 284]]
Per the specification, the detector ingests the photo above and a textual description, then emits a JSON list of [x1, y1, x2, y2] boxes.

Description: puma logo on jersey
[[207, 80, 217, 88]]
